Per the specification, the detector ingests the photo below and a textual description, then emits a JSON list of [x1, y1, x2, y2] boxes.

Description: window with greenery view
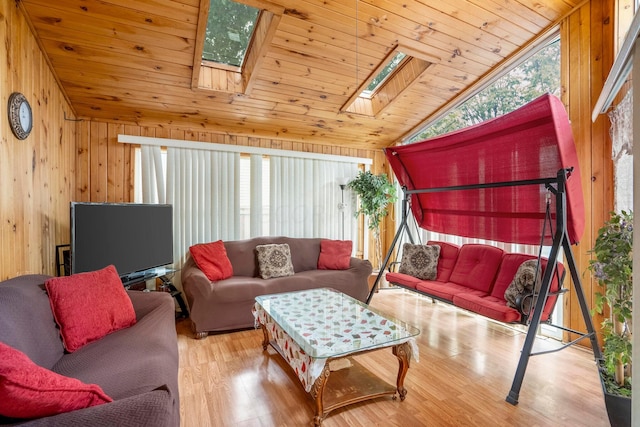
[[410, 39, 560, 141], [361, 52, 407, 98], [203, 0, 260, 67]]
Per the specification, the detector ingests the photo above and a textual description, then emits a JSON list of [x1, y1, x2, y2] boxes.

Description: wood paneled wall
[[561, 0, 618, 344], [0, 1, 77, 279]]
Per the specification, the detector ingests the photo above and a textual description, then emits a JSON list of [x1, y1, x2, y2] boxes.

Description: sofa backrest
[[224, 236, 321, 277], [0, 274, 64, 369], [448, 244, 504, 292], [427, 240, 459, 282]]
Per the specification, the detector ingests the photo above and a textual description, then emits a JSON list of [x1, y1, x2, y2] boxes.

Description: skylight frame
[[193, 0, 282, 95], [201, 0, 261, 69], [360, 52, 409, 99], [341, 45, 436, 117]]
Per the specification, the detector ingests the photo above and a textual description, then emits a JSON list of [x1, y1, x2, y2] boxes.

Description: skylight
[[202, 0, 260, 67], [360, 52, 407, 98]]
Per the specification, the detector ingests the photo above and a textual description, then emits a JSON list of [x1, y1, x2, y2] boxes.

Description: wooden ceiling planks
[[20, 0, 580, 149]]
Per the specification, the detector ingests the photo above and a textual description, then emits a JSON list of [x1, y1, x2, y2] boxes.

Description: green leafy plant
[[348, 171, 397, 269], [588, 210, 633, 397]]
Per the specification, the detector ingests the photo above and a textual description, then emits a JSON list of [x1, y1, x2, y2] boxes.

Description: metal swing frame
[[366, 168, 602, 405]]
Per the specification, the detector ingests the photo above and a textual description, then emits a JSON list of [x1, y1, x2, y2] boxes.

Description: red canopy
[[386, 93, 585, 245]]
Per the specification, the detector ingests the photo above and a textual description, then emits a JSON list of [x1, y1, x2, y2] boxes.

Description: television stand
[[156, 275, 189, 319], [122, 268, 188, 319]]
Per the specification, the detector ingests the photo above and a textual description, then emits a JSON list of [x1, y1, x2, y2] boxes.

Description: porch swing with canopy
[[369, 93, 602, 404]]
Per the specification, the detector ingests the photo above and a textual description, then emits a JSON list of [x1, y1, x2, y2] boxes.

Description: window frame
[[191, 0, 283, 94]]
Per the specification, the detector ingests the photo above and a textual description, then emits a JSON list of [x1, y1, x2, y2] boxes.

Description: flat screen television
[[71, 202, 173, 280]]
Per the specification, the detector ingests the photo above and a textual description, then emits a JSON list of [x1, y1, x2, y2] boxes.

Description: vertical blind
[[127, 134, 370, 281]]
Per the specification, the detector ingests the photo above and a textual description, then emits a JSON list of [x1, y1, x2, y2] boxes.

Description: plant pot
[[603, 390, 631, 427], [598, 361, 631, 427]]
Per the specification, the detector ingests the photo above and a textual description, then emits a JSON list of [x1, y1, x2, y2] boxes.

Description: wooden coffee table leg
[[309, 362, 331, 426], [259, 323, 269, 351], [392, 342, 412, 401]]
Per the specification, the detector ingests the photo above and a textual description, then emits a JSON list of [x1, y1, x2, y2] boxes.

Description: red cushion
[[0, 342, 112, 419], [385, 272, 421, 289], [453, 293, 522, 323], [45, 265, 136, 353], [189, 240, 234, 281], [415, 281, 485, 302], [317, 239, 352, 270], [427, 240, 460, 282], [448, 244, 504, 292]]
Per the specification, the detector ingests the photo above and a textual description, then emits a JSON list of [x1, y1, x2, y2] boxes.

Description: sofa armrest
[[349, 257, 373, 277], [181, 255, 215, 308], [127, 289, 174, 320], [7, 388, 177, 427]]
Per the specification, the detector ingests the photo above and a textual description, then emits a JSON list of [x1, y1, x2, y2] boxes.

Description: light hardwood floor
[[176, 288, 609, 426]]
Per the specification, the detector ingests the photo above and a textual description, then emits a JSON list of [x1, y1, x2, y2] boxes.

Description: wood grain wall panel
[[1, 2, 77, 279], [561, 0, 616, 346]]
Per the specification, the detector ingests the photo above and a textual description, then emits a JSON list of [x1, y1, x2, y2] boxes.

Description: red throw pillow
[[45, 265, 136, 353], [189, 240, 233, 281], [318, 239, 353, 270], [0, 341, 112, 419]]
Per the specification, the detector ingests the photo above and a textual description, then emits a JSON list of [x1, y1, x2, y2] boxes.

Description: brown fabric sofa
[[182, 236, 373, 337], [0, 274, 179, 426]]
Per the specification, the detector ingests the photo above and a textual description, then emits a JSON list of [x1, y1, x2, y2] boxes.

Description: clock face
[[19, 102, 32, 131], [8, 92, 32, 140]]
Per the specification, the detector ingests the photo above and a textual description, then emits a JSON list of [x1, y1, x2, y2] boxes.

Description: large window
[[129, 137, 369, 250], [202, 0, 260, 68], [410, 38, 561, 141]]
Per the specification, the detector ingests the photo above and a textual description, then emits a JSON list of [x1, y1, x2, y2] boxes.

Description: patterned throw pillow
[[504, 259, 542, 312], [255, 244, 295, 279], [398, 243, 441, 280]]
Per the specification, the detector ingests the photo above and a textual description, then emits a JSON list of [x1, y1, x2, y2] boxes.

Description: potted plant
[[348, 170, 397, 270], [587, 210, 632, 427]]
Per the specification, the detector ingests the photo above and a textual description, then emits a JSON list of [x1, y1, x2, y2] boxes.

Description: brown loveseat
[[0, 274, 179, 426], [182, 236, 372, 337]]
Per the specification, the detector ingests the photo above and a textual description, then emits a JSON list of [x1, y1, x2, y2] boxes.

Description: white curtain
[[137, 141, 363, 278], [269, 156, 359, 243], [249, 154, 264, 237], [166, 148, 240, 271], [140, 145, 165, 204]]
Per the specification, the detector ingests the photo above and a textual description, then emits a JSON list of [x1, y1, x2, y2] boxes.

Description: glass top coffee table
[[253, 288, 420, 426]]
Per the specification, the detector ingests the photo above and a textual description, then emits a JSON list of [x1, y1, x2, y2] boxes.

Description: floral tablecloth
[[253, 288, 419, 392]]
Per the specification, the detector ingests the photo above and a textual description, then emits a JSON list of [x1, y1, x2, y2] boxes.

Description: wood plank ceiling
[[20, 0, 581, 150]]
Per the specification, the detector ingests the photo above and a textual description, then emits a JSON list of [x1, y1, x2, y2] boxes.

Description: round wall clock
[[8, 92, 33, 140]]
